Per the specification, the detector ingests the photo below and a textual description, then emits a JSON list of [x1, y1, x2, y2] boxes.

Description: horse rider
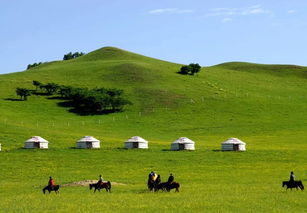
[[290, 171, 295, 185], [48, 176, 55, 189], [167, 173, 174, 184], [97, 174, 104, 186]]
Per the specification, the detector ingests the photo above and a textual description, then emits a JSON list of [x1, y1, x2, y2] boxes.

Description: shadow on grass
[[161, 149, 172, 152], [212, 149, 223, 152], [56, 101, 119, 116], [4, 98, 24, 101], [31, 92, 51, 96]]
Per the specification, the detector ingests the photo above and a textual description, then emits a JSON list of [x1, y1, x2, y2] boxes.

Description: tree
[[178, 65, 191, 75], [32, 80, 41, 90], [178, 63, 201, 75], [189, 63, 201, 75], [16, 88, 31, 100], [63, 52, 85, 60], [40, 83, 59, 95]]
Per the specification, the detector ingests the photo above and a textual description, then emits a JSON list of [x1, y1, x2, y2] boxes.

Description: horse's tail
[[299, 181, 304, 190], [89, 184, 92, 190]]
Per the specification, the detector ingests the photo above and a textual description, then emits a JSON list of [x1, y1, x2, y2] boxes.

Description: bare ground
[[62, 180, 126, 187]]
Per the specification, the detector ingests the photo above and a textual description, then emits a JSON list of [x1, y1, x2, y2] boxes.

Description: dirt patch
[[62, 180, 126, 187]]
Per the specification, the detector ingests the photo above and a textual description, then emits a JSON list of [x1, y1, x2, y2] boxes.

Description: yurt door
[[34, 142, 40, 148], [179, 144, 185, 150], [86, 142, 92, 149], [133, 143, 139, 148], [233, 144, 239, 151]]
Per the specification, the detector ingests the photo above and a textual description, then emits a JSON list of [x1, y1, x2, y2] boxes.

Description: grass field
[[0, 47, 307, 212]]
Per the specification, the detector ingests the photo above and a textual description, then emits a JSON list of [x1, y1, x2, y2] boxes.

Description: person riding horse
[[97, 174, 104, 186], [48, 176, 55, 190], [148, 171, 158, 191], [289, 171, 295, 187], [167, 173, 174, 184]]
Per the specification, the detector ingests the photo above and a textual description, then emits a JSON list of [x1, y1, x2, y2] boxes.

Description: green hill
[[1, 47, 307, 212], [1, 47, 306, 148]]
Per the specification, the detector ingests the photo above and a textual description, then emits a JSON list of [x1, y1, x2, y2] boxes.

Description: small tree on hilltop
[[178, 65, 191, 75], [189, 63, 201, 75], [178, 63, 201, 75]]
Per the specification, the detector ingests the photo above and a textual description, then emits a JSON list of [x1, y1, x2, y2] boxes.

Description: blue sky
[[0, 0, 306, 74]]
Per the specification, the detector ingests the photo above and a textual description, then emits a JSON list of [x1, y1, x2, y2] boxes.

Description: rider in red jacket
[[48, 176, 55, 189]]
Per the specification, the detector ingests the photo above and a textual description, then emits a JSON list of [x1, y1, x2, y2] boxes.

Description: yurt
[[24, 136, 49, 149], [124, 136, 148, 149], [76, 136, 100, 149], [221, 138, 246, 151], [171, 137, 195, 151]]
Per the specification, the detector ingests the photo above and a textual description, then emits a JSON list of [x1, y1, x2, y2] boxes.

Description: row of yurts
[[0, 136, 246, 151]]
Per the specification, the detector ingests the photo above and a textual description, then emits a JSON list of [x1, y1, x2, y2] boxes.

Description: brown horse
[[282, 180, 304, 191], [166, 182, 180, 192], [43, 185, 60, 194], [89, 181, 111, 193]]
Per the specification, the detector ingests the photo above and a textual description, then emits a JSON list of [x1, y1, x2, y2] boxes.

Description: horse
[[43, 185, 60, 194], [89, 181, 111, 193], [282, 180, 304, 191], [154, 182, 168, 192], [166, 182, 180, 192]]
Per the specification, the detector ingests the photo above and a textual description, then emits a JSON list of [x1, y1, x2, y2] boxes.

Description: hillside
[[0, 47, 307, 149]]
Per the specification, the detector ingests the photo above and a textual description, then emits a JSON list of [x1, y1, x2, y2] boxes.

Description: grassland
[[0, 47, 307, 212]]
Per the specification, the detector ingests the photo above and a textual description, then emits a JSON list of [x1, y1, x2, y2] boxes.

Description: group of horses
[[42, 181, 112, 194], [42, 178, 304, 194], [147, 174, 180, 192]]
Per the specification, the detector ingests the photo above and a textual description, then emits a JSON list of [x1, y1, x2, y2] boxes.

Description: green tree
[[16, 88, 31, 100], [178, 63, 201, 75], [32, 80, 41, 90], [189, 63, 201, 75]]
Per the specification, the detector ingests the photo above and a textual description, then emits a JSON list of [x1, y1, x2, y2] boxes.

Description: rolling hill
[[0, 46, 306, 149]]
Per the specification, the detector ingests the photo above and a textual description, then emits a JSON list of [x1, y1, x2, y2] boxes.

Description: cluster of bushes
[[27, 62, 43, 70], [15, 81, 131, 114], [178, 63, 201, 75], [63, 52, 85, 60]]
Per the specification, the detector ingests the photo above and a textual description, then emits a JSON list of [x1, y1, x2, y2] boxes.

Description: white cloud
[[222, 18, 232, 23], [149, 8, 193, 14], [287, 10, 296, 14], [207, 5, 271, 17]]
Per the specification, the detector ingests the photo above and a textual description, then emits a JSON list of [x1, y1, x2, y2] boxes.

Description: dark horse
[[89, 181, 111, 193], [166, 182, 180, 192], [43, 185, 60, 194], [155, 182, 180, 192], [282, 180, 304, 191], [154, 182, 168, 192]]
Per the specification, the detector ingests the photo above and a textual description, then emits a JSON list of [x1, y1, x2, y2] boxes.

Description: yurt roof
[[126, 136, 148, 143], [25, 136, 48, 143], [77, 136, 100, 143], [221, 138, 246, 145], [172, 137, 195, 144]]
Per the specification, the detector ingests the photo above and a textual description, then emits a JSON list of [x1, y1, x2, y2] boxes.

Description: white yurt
[[24, 136, 49, 149], [221, 138, 246, 151], [124, 136, 148, 149], [76, 136, 100, 149], [171, 137, 195, 151]]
